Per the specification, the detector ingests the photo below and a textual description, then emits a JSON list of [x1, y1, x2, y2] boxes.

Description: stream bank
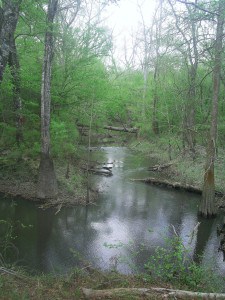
[[0, 156, 97, 208], [129, 137, 225, 211]]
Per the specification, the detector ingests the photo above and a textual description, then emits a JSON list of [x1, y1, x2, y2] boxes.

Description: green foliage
[[144, 236, 225, 292], [51, 119, 79, 158]]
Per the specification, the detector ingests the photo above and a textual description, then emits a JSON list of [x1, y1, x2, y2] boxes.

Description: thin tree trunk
[[168, 0, 198, 154], [37, 0, 58, 199], [8, 38, 23, 145], [198, 0, 224, 217]]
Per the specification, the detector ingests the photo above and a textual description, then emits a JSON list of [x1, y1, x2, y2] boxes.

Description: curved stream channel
[[0, 147, 225, 275]]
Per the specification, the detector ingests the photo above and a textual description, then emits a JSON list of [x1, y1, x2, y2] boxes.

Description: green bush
[[144, 236, 225, 292]]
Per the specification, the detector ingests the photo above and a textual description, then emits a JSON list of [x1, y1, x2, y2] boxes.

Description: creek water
[[0, 147, 224, 275]]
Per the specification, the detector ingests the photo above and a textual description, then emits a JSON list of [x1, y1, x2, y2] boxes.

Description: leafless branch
[[177, 0, 218, 16]]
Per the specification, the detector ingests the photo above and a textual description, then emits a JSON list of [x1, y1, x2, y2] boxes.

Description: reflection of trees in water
[[36, 209, 54, 272], [0, 149, 222, 274], [193, 215, 215, 264], [0, 198, 39, 270]]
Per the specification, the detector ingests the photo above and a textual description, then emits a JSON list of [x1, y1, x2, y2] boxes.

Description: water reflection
[[0, 147, 224, 275]]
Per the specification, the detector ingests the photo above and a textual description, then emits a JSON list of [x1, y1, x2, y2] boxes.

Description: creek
[[0, 147, 224, 275]]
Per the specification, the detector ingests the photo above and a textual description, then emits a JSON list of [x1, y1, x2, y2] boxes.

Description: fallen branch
[[0, 267, 27, 279]]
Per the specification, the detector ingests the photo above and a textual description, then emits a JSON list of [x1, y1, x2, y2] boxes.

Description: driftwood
[[148, 162, 173, 171], [82, 287, 225, 299]]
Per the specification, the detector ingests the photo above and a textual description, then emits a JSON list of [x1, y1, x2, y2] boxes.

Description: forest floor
[[129, 135, 225, 211]]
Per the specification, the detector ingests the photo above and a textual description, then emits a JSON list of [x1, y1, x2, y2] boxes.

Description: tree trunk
[[37, 0, 58, 199], [8, 37, 23, 145], [183, 65, 197, 156], [198, 0, 224, 217], [0, 0, 21, 83]]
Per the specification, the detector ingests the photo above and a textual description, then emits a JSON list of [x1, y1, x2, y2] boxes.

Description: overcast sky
[[103, 0, 156, 64]]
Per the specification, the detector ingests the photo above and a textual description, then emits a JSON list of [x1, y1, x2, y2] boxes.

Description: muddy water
[[0, 147, 224, 275]]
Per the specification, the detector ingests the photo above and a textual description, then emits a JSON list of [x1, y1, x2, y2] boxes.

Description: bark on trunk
[[198, 0, 224, 217], [37, 0, 58, 199], [0, 0, 21, 83]]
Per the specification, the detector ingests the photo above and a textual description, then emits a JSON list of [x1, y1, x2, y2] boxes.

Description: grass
[[0, 268, 165, 300]]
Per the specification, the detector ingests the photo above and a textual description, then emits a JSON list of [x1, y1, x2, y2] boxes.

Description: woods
[[0, 0, 225, 214], [2, 1, 225, 298], [0, 0, 225, 213]]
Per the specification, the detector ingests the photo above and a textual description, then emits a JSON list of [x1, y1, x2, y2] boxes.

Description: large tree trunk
[[198, 0, 224, 218], [0, 0, 21, 83], [0, 0, 23, 145], [37, 0, 58, 199]]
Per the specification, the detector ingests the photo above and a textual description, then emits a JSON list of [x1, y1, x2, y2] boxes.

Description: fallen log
[[152, 287, 225, 299], [77, 124, 138, 133], [82, 287, 153, 299], [103, 125, 138, 133], [82, 287, 225, 299], [131, 177, 202, 194], [148, 162, 174, 171], [81, 167, 112, 176], [131, 177, 224, 197]]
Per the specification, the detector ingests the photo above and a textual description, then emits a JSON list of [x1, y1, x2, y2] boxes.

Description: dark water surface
[[0, 147, 224, 275]]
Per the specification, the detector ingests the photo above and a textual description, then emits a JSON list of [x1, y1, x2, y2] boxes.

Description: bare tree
[[37, 0, 59, 199]]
